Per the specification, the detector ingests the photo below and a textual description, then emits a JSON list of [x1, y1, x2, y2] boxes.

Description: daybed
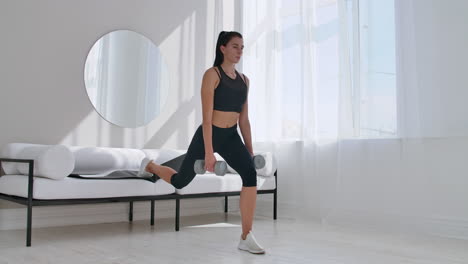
[[0, 143, 278, 247]]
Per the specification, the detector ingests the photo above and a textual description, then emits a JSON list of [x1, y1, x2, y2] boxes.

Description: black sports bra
[[213, 66, 248, 113]]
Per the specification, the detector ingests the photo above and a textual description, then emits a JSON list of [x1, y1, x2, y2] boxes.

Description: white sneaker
[[238, 231, 265, 254], [137, 157, 153, 177]]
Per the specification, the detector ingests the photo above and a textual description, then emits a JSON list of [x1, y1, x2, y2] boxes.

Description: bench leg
[[26, 201, 32, 247], [175, 198, 180, 231], [224, 196, 228, 213], [129, 201, 133, 222], [27, 161, 33, 247], [151, 200, 155, 226], [273, 190, 277, 220]]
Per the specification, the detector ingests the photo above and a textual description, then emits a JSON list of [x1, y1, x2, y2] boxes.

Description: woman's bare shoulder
[[205, 67, 221, 77], [202, 67, 221, 88]]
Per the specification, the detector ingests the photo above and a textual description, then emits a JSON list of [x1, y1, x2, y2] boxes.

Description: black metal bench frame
[[0, 158, 277, 247]]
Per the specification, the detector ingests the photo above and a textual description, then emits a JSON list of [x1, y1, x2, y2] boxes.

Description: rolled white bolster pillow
[[70, 146, 145, 175], [1, 142, 35, 174], [15, 145, 75, 180], [1, 143, 74, 179]]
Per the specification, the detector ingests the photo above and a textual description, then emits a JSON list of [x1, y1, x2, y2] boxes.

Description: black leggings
[[170, 123, 257, 189]]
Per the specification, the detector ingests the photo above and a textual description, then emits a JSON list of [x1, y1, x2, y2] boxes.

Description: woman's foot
[[137, 157, 153, 177], [238, 231, 265, 254]]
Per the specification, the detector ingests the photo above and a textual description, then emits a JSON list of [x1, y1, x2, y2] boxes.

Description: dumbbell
[[194, 160, 228, 176], [253, 155, 266, 169]]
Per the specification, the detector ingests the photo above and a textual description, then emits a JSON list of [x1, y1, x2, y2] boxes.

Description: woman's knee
[[172, 180, 190, 189], [170, 172, 194, 189], [241, 168, 257, 187]]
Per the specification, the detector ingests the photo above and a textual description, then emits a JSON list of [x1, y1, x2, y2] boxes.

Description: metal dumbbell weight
[[253, 155, 266, 169], [194, 159, 228, 176]]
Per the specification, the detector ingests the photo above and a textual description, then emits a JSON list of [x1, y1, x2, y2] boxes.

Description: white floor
[[1, 213, 468, 264]]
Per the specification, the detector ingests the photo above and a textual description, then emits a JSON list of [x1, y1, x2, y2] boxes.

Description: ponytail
[[213, 31, 243, 67]]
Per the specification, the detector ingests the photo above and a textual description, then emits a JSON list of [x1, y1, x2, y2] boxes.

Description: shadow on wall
[[0, 0, 237, 150]]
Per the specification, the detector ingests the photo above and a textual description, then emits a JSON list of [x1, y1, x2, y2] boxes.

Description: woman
[[139, 31, 265, 254]]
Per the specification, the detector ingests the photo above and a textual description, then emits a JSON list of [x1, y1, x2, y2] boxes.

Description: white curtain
[[242, 0, 468, 239], [242, 0, 353, 220], [242, 0, 352, 142]]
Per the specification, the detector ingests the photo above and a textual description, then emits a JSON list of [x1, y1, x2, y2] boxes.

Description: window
[[348, 0, 397, 138], [241, 0, 396, 141]]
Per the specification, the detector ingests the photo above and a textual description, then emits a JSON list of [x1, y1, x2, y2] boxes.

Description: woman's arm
[[238, 75, 254, 156], [201, 68, 218, 155]]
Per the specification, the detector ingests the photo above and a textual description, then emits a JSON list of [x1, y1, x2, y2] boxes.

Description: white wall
[[396, 0, 468, 138], [0, 0, 242, 212], [0, 0, 241, 150]]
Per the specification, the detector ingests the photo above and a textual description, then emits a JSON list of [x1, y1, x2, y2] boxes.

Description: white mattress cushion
[[0, 175, 175, 199], [1, 143, 74, 180], [175, 174, 276, 195], [70, 146, 145, 175]]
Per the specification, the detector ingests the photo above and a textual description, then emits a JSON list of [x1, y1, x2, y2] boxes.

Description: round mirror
[[84, 30, 169, 128]]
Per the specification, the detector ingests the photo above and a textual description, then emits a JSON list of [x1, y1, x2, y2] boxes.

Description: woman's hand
[[204, 152, 217, 172]]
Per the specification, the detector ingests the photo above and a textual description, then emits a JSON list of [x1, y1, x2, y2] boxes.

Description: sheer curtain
[[242, 0, 351, 142], [242, 0, 468, 239], [241, 0, 402, 226], [241, 0, 353, 219]]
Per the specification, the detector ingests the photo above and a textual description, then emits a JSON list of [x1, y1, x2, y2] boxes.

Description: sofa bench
[[0, 143, 278, 247]]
